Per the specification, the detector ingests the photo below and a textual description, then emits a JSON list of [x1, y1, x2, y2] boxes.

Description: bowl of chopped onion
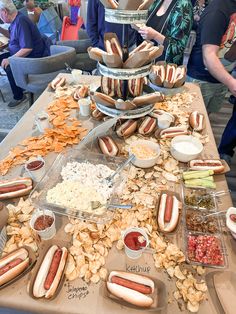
[[129, 140, 161, 168]]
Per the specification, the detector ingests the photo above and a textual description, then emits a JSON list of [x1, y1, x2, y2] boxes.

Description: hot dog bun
[[33, 245, 68, 299], [163, 64, 176, 88], [128, 78, 144, 97], [73, 85, 89, 100], [157, 194, 179, 233], [133, 92, 164, 107], [101, 77, 116, 97], [138, 117, 157, 135], [50, 77, 66, 90], [116, 120, 138, 138], [98, 136, 119, 157], [105, 38, 122, 59], [173, 66, 186, 88], [0, 248, 29, 286], [189, 111, 204, 132], [92, 92, 116, 108], [189, 159, 225, 174], [107, 271, 154, 307], [0, 177, 33, 200]]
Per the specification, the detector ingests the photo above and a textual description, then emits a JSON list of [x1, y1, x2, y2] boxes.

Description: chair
[[37, 6, 62, 41], [9, 45, 76, 105], [57, 29, 97, 72]]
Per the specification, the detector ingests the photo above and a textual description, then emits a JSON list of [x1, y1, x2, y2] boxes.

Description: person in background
[[191, 0, 210, 30], [137, 0, 193, 65], [24, 0, 42, 24], [0, 0, 51, 108], [218, 95, 236, 164], [187, 0, 236, 113], [86, 0, 136, 51]]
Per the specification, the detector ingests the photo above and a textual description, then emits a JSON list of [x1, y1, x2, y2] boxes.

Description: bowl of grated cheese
[[129, 140, 160, 168]]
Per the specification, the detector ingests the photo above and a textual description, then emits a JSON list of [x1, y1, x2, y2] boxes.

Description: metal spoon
[[196, 190, 230, 206], [91, 201, 132, 210]]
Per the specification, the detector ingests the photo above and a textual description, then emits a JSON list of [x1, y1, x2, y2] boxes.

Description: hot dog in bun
[[105, 38, 122, 59], [173, 66, 186, 88], [107, 271, 154, 307], [133, 92, 164, 107], [0, 177, 33, 200], [73, 85, 89, 100], [0, 248, 30, 286], [157, 193, 180, 233], [116, 120, 138, 138], [98, 136, 119, 157], [189, 111, 204, 131], [50, 77, 66, 90], [189, 159, 225, 174], [128, 78, 144, 97], [33, 245, 68, 299], [138, 117, 157, 135], [101, 77, 116, 97], [163, 64, 176, 88], [92, 92, 116, 108], [160, 126, 189, 139], [91, 108, 106, 121]]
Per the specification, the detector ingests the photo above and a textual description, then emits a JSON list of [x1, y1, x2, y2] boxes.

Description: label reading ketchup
[[26, 160, 44, 171], [124, 231, 147, 251], [230, 214, 236, 223]]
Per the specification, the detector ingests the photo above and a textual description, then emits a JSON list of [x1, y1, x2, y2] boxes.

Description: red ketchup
[[26, 160, 44, 171], [124, 231, 147, 251], [230, 214, 236, 223]]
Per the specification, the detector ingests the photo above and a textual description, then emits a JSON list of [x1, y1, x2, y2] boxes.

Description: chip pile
[[0, 96, 87, 175], [3, 198, 38, 255]]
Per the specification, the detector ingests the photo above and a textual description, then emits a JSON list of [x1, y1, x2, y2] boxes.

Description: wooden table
[[0, 75, 235, 314]]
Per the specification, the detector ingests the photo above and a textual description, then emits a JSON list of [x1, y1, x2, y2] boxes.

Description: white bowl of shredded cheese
[[129, 140, 160, 168]]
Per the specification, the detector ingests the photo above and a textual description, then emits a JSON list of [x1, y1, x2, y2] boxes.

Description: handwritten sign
[[65, 282, 89, 300], [126, 264, 151, 274]]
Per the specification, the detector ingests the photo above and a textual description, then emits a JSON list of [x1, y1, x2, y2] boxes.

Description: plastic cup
[[122, 227, 149, 259], [72, 69, 83, 83], [157, 113, 173, 129], [30, 209, 56, 240], [35, 111, 50, 133], [78, 98, 91, 116], [25, 156, 46, 183]]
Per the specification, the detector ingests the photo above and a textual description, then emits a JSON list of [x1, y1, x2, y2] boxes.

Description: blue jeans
[[218, 103, 236, 157], [0, 52, 23, 100]]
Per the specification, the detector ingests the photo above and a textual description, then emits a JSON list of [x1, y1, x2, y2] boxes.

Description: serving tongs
[[195, 190, 230, 206], [103, 154, 135, 187], [192, 210, 227, 224]]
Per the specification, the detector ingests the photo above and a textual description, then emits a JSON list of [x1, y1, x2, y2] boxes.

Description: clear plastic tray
[[184, 231, 228, 269], [181, 185, 217, 211], [30, 149, 130, 224], [184, 207, 221, 234]]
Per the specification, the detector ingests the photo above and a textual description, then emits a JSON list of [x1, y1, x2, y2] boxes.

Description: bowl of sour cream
[[170, 135, 203, 162]]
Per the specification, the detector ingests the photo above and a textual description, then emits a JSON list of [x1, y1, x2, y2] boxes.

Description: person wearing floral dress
[[138, 0, 193, 65]]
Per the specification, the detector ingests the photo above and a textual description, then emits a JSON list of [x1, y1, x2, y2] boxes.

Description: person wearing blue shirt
[[0, 0, 51, 108], [86, 0, 136, 51]]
